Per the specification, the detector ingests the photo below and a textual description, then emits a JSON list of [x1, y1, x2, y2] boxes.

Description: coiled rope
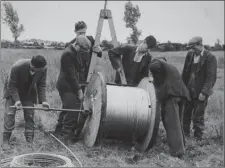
[[9, 153, 74, 167], [36, 110, 83, 167]]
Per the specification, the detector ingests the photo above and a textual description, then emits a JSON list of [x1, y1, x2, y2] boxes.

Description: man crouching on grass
[[1, 55, 50, 151]]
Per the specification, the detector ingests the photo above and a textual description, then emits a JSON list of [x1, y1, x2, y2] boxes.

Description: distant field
[[0, 49, 224, 167]]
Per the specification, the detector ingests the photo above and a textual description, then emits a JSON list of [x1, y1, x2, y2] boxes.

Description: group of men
[[1, 21, 217, 158]]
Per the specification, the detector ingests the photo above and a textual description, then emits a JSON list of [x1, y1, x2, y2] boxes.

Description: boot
[[2, 134, 11, 151], [63, 138, 75, 146], [25, 131, 35, 147], [54, 123, 63, 138]]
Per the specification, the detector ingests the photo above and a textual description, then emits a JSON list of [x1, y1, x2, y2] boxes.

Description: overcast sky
[[1, 1, 224, 45]]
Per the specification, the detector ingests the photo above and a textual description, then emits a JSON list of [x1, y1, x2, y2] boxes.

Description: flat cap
[[187, 36, 203, 48], [75, 35, 91, 52]]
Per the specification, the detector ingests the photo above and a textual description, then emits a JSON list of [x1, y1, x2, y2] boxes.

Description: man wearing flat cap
[[54, 21, 102, 138], [2, 55, 50, 150], [149, 57, 190, 157], [56, 35, 93, 144], [182, 36, 217, 140], [108, 35, 157, 85]]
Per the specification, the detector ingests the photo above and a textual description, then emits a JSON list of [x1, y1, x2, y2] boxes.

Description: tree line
[[1, 1, 224, 51]]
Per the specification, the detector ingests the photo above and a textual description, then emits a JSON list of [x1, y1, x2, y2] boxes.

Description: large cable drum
[[82, 72, 160, 152]]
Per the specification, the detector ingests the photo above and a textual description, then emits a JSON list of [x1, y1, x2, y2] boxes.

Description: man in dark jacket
[[108, 35, 157, 85], [182, 36, 217, 140], [54, 21, 102, 138], [149, 57, 190, 157], [65, 21, 102, 56], [2, 55, 50, 150], [56, 35, 101, 144]]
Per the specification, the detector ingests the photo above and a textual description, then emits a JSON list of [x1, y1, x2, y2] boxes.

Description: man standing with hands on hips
[[2, 55, 50, 151], [182, 36, 217, 140]]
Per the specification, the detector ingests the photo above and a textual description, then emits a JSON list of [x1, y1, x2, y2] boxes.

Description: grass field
[[0, 48, 224, 167]]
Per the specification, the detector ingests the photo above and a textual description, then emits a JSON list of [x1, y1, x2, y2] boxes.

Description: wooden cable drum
[[82, 72, 160, 152]]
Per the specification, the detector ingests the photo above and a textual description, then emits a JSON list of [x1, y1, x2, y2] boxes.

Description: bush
[[1, 40, 14, 48]]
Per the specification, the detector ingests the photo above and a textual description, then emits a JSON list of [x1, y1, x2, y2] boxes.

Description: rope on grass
[[35, 110, 83, 167], [50, 133, 83, 167], [9, 153, 74, 167]]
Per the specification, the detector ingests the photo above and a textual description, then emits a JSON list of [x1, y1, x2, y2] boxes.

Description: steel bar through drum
[[10, 106, 91, 114], [80, 82, 134, 87]]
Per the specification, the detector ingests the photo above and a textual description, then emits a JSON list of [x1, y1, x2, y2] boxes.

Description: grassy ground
[[0, 49, 224, 167]]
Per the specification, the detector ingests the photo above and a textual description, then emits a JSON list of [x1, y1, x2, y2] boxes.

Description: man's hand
[[78, 89, 84, 101], [92, 45, 102, 53], [116, 67, 121, 73], [199, 93, 206, 101], [15, 101, 22, 110], [42, 102, 50, 109]]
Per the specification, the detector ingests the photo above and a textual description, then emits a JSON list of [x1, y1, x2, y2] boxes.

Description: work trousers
[[183, 98, 208, 138], [161, 97, 185, 157], [55, 91, 86, 140], [3, 97, 35, 142]]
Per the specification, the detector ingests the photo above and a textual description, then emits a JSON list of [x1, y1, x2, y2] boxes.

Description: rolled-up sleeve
[[108, 45, 132, 70]]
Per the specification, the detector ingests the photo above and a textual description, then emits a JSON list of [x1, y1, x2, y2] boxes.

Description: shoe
[[171, 152, 184, 158], [54, 124, 62, 135], [71, 136, 81, 143], [194, 132, 203, 141], [2, 134, 11, 151], [195, 136, 203, 141], [184, 132, 190, 137], [53, 131, 63, 139], [63, 138, 75, 146], [25, 136, 35, 145], [1, 141, 11, 151]]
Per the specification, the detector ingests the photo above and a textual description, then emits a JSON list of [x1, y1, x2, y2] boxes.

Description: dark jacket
[[3, 59, 47, 103], [182, 49, 217, 97], [56, 44, 102, 94], [149, 59, 191, 101], [108, 44, 152, 85], [65, 35, 102, 58]]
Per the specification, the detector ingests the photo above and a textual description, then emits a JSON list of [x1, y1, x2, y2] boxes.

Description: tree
[[2, 2, 25, 43], [124, 1, 141, 44], [214, 39, 222, 51]]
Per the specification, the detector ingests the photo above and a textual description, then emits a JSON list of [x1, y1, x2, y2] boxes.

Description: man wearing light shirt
[[182, 36, 217, 140], [2, 55, 50, 150], [108, 35, 157, 85]]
